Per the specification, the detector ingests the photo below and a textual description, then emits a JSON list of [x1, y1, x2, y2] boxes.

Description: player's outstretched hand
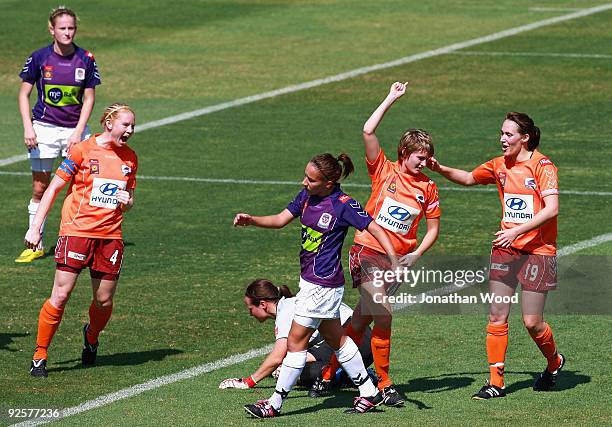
[[233, 213, 252, 227], [219, 377, 252, 389], [399, 251, 420, 268]]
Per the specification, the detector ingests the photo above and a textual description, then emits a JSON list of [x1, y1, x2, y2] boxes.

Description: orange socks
[[371, 326, 392, 390], [529, 323, 561, 372], [486, 323, 508, 388], [322, 323, 364, 381], [87, 302, 113, 344], [33, 299, 65, 360]]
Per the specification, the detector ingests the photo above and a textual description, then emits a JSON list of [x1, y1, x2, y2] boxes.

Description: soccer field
[[1, 1, 611, 425]]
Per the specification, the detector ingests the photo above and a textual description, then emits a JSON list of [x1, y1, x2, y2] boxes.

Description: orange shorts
[[489, 246, 557, 292], [54, 236, 124, 280]]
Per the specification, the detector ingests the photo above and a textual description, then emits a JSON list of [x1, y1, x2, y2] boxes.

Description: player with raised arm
[[312, 82, 441, 407]]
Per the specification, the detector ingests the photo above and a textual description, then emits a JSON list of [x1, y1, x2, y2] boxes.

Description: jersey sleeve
[[366, 149, 393, 182], [55, 145, 84, 181], [536, 158, 558, 197], [425, 180, 441, 218], [19, 52, 39, 83], [471, 160, 497, 185], [126, 153, 138, 190], [287, 190, 308, 217], [338, 196, 372, 231], [83, 51, 101, 88]]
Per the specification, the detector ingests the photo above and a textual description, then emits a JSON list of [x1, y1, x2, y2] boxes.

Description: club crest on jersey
[[524, 177, 537, 190], [317, 213, 333, 229], [90, 159, 99, 174], [339, 195, 350, 203], [387, 178, 397, 194], [74, 68, 85, 81], [121, 164, 132, 176], [43, 66, 53, 80], [415, 194, 425, 204], [497, 172, 506, 187]]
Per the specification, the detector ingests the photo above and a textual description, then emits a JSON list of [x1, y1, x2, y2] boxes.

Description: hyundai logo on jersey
[[100, 183, 120, 196], [375, 197, 419, 235], [505, 198, 527, 211], [388, 206, 412, 221], [503, 193, 534, 224], [89, 178, 127, 209]]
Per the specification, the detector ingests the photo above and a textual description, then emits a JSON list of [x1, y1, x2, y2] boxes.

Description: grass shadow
[[0, 332, 30, 352], [48, 348, 184, 373]]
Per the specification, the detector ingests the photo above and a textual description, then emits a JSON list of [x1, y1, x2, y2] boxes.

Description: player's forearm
[[436, 164, 476, 186], [413, 219, 440, 256], [74, 89, 95, 135], [507, 201, 558, 237], [363, 93, 397, 135], [18, 89, 33, 130], [251, 354, 283, 382]]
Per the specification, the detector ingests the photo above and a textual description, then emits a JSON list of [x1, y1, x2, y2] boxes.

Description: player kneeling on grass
[[233, 153, 403, 417], [219, 279, 374, 391], [26, 104, 138, 378], [428, 112, 564, 399]]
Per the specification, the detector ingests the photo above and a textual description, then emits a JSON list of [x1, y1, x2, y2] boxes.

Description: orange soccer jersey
[[471, 150, 558, 255], [55, 135, 138, 239], [354, 149, 441, 255]]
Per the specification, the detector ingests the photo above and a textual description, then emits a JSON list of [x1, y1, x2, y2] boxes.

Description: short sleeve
[[19, 53, 38, 83], [471, 160, 497, 185], [55, 145, 83, 181], [536, 158, 558, 197], [366, 149, 393, 182], [287, 190, 307, 217], [84, 51, 101, 88], [338, 196, 372, 231], [126, 154, 138, 190], [425, 180, 441, 218]]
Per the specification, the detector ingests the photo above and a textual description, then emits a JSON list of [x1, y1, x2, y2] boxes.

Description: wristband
[[243, 375, 257, 388]]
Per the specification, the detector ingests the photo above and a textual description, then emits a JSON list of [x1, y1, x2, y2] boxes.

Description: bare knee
[[523, 316, 546, 335], [49, 291, 71, 309]]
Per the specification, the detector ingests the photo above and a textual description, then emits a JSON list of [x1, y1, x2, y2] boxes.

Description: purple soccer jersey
[[287, 186, 373, 288], [20, 44, 101, 128]]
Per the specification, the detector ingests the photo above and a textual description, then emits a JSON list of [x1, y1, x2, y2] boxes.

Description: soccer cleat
[[309, 377, 332, 398], [344, 392, 383, 414], [382, 385, 405, 407], [533, 353, 565, 391], [472, 381, 506, 400], [30, 359, 48, 378], [15, 248, 44, 263], [244, 400, 280, 418], [81, 324, 98, 366]]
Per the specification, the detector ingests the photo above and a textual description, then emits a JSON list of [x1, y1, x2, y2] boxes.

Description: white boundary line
[[2, 3, 611, 168], [0, 170, 611, 197], [452, 51, 612, 59], [13, 232, 612, 426]]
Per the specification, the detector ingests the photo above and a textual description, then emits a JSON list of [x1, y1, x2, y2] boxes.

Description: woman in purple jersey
[[233, 153, 399, 417], [16, 6, 101, 263]]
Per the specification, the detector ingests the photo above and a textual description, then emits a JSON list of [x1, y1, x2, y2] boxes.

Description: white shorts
[[293, 277, 344, 329], [28, 121, 90, 161]]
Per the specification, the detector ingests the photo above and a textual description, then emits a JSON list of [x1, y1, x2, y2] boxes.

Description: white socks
[[269, 350, 307, 410], [336, 337, 377, 397], [28, 200, 45, 250]]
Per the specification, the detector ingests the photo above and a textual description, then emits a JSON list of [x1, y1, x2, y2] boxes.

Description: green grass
[[1, 1, 611, 425]]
